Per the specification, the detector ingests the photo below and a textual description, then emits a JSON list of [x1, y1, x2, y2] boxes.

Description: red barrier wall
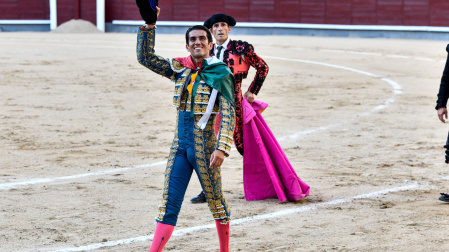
[[1, 0, 449, 27], [105, 0, 449, 27], [57, 0, 96, 25], [0, 0, 50, 20]]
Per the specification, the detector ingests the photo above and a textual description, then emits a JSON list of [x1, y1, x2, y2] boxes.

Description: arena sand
[[1, 30, 449, 251]]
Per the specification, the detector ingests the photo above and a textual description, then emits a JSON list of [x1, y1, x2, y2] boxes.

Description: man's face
[[210, 22, 230, 43], [186, 29, 213, 60]]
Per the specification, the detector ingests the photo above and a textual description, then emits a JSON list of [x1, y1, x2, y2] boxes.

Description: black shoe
[[190, 191, 207, 204], [439, 193, 449, 203]]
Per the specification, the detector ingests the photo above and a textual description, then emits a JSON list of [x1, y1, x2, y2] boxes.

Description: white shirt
[[214, 38, 230, 62]]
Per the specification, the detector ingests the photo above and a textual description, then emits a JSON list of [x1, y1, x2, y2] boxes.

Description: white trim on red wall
[[0, 20, 50, 24], [96, 0, 105, 32], [50, 0, 57, 30], [111, 20, 449, 33], [0, 0, 57, 30]]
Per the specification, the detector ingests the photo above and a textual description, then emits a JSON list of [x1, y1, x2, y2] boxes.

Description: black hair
[[185, 25, 213, 45]]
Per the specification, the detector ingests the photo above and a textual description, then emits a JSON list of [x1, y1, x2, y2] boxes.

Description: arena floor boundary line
[[0, 41, 443, 63], [1, 39, 413, 252], [0, 56, 401, 190], [0, 161, 166, 190], [48, 183, 421, 252]]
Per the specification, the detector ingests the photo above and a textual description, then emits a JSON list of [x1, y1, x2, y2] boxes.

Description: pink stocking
[[149, 223, 175, 252], [215, 220, 230, 252]]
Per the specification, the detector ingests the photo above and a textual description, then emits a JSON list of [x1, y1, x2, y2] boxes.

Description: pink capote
[[242, 98, 310, 202]]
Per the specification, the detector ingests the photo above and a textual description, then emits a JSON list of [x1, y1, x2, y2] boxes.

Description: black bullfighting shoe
[[439, 193, 449, 203], [190, 191, 207, 204]]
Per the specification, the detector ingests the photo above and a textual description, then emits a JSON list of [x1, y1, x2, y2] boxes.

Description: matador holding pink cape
[[190, 13, 310, 204]]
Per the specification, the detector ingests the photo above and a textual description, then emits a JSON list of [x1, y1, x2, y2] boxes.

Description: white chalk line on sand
[[0, 40, 444, 63], [3, 42, 410, 251], [320, 49, 442, 63], [280, 47, 445, 63], [0, 56, 401, 190], [9, 55, 407, 250], [48, 182, 420, 252], [262, 56, 402, 141], [0, 161, 166, 190]]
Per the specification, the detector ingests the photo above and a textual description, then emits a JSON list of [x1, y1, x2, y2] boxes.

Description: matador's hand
[[438, 107, 448, 123], [244, 91, 255, 104], [210, 149, 225, 168]]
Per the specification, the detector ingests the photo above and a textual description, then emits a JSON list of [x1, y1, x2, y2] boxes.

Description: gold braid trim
[[216, 95, 236, 155], [193, 114, 231, 224], [136, 29, 173, 78], [155, 113, 179, 222]]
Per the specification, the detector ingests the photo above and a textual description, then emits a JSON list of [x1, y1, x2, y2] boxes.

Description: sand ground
[[1, 30, 449, 252]]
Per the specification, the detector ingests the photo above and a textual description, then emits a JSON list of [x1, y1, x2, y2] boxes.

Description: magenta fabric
[[242, 98, 310, 202]]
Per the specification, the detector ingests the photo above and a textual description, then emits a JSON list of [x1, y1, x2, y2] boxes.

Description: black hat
[[203, 14, 236, 29], [136, 0, 159, 24]]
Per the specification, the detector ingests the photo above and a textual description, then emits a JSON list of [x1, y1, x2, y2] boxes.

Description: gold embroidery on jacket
[[193, 114, 231, 224], [174, 80, 220, 114], [156, 113, 179, 222], [216, 95, 236, 155]]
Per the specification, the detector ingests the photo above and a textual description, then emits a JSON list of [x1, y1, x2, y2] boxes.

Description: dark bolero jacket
[[436, 44, 449, 110]]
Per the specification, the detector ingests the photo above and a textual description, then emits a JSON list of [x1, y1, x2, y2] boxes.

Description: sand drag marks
[[0, 49, 401, 190], [50, 183, 422, 252], [1, 33, 448, 251], [1, 46, 409, 251]]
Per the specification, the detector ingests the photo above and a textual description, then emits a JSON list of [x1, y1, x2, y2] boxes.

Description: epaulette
[[169, 59, 186, 73], [231, 40, 252, 56]]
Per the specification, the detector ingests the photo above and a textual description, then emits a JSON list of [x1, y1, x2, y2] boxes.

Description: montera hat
[[203, 14, 236, 29], [136, 0, 158, 24]]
